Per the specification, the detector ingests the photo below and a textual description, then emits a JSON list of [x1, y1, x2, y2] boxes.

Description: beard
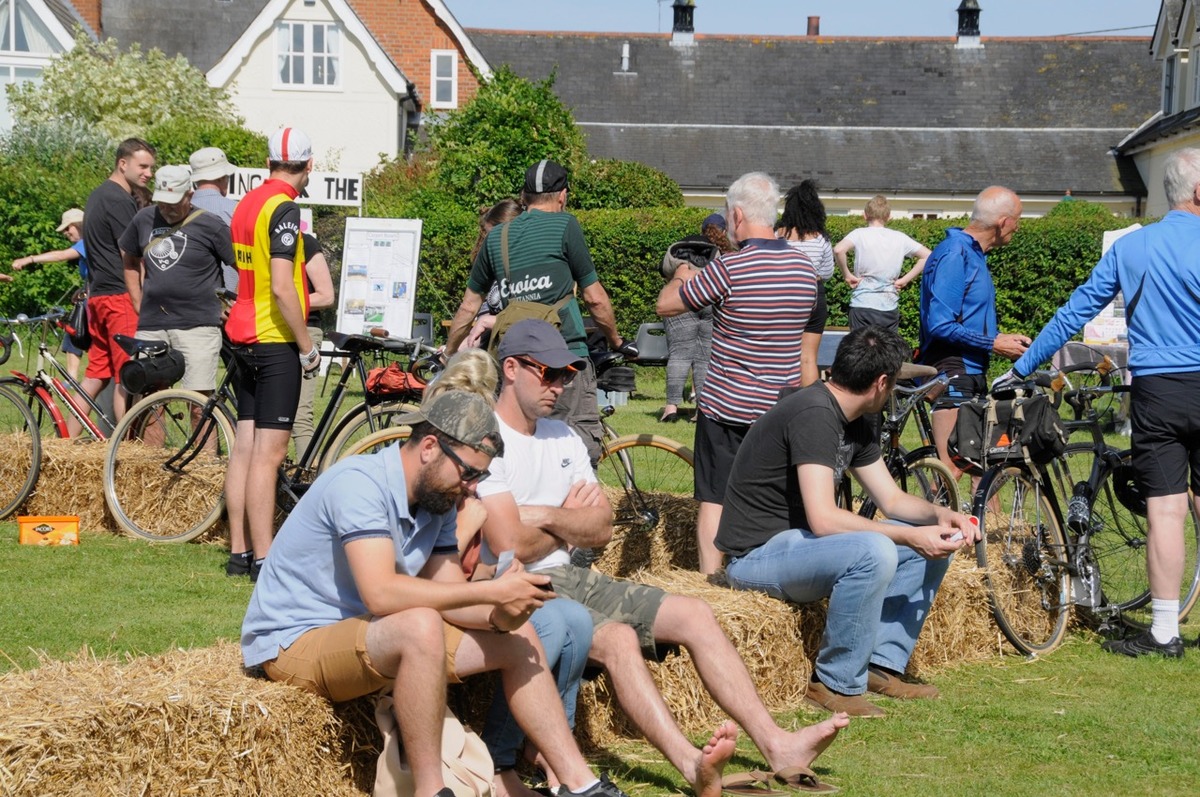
[[413, 468, 462, 515]]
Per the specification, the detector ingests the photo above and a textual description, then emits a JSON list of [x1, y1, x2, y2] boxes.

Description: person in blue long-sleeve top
[[918, 186, 1031, 478], [999, 148, 1200, 659]]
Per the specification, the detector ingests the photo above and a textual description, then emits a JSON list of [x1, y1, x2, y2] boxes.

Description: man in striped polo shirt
[[657, 172, 824, 574]]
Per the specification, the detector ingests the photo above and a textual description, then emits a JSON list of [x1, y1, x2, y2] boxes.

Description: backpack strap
[[501, 221, 512, 281]]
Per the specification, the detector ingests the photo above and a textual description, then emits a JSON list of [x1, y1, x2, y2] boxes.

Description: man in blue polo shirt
[[917, 185, 1032, 478], [998, 148, 1200, 659]]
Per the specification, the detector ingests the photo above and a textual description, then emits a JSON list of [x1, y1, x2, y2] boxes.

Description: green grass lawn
[[3, 364, 1198, 795]]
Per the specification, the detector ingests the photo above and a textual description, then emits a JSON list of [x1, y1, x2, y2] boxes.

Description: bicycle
[[0, 333, 43, 518], [102, 330, 437, 542], [971, 380, 1200, 655], [0, 309, 116, 441]]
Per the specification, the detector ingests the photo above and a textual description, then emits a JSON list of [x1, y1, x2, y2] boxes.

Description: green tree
[[427, 65, 587, 207], [146, 117, 267, 170], [5, 30, 237, 140]]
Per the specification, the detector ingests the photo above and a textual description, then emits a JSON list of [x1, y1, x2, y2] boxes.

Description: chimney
[[672, 0, 695, 47], [956, 0, 983, 49], [807, 16, 820, 36]]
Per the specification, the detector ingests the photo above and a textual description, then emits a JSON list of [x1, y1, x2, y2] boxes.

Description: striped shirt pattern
[[681, 238, 819, 425]]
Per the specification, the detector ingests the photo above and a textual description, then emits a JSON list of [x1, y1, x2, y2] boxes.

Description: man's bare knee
[[368, 608, 444, 673], [590, 621, 641, 667]]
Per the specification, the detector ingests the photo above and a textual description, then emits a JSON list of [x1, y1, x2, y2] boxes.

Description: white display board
[[335, 217, 423, 339], [1082, 224, 1141, 344]]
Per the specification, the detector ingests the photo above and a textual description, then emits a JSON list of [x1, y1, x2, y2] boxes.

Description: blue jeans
[[724, 527, 950, 695], [481, 598, 594, 768]]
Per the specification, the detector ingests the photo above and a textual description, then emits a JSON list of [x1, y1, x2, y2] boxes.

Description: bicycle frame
[[5, 318, 112, 439]]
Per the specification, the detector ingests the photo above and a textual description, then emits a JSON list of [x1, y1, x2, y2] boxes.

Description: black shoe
[[226, 553, 252, 577], [250, 559, 263, 584], [659, 411, 679, 423], [1101, 630, 1184, 659], [561, 774, 628, 797]]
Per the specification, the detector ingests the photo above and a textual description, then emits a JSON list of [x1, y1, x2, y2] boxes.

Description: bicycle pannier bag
[[949, 391, 1066, 472], [119, 347, 186, 394], [373, 695, 494, 797], [65, 291, 91, 350]]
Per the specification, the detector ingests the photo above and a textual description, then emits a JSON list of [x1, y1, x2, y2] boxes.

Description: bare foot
[[693, 720, 739, 797], [495, 769, 543, 797], [764, 712, 849, 773]]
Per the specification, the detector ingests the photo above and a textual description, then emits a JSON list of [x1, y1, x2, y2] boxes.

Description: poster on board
[[336, 217, 423, 339]]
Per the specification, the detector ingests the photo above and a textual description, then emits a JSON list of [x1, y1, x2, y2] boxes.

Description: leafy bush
[[571, 159, 684, 210], [426, 66, 587, 208], [6, 31, 237, 141], [0, 121, 111, 315], [146, 118, 267, 170]]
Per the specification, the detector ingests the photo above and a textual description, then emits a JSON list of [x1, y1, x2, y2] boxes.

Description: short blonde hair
[[864, 195, 890, 222], [423, 349, 499, 407]]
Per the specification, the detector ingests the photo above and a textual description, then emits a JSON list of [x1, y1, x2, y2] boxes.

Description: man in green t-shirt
[[447, 160, 636, 463]]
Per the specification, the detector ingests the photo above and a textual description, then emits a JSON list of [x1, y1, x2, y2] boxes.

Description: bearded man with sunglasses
[[474, 319, 847, 797], [242, 388, 631, 797]]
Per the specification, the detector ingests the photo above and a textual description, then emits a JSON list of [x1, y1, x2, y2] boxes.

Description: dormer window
[[276, 21, 340, 89]]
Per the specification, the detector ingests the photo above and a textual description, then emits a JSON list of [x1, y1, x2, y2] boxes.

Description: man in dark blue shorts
[[918, 185, 1031, 479], [1000, 149, 1200, 658]]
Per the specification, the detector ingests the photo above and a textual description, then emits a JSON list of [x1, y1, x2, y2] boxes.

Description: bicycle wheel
[[1058, 362, 1122, 429], [973, 465, 1071, 655], [0, 376, 64, 440], [0, 384, 41, 518], [591, 435, 695, 565], [1078, 448, 1200, 628], [317, 399, 420, 473], [859, 446, 960, 519], [338, 427, 412, 459], [104, 389, 236, 542]]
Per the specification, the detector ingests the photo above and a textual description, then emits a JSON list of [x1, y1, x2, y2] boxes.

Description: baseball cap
[[395, 390, 505, 458], [497, 319, 587, 370], [189, 147, 236, 182], [56, 208, 84, 232], [701, 213, 726, 232], [268, 127, 313, 163], [523, 159, 568, 194], [152, 165, 194, 205]]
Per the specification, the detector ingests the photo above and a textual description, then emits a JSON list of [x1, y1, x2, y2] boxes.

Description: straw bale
[[20, 438, 116, 533], [594, 488, 699, 575], [0, 641, 375, 796]]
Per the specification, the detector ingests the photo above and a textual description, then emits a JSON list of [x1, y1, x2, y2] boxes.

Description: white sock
[[1150, 599, 1180, 644], [566, 779, 599, 796]]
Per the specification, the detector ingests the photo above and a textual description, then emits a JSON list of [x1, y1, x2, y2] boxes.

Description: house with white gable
[[0, 0, 91, 128]]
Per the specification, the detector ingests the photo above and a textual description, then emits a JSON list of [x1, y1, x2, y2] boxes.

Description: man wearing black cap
[[474, 320, 845, 797], [446, 159, 636, 464], [243, 388, 631, 797]]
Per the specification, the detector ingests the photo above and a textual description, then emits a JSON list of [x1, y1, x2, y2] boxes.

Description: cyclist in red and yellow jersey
[[224, 127, 320, 580]]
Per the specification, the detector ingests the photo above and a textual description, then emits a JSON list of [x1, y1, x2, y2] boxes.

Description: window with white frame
[[0, 0, 60, 128], [276, 21, 340, 88], [431, 50, 458, 109]]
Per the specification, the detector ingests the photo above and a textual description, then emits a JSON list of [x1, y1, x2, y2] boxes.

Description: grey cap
[[496, 319, 587, 370], [395, 390, 504, 458]]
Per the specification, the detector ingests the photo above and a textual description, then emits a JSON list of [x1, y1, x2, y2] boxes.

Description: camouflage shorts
[[538, 564, 667, 657]]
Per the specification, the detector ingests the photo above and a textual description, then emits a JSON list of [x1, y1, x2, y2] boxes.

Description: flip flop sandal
[[749, 767, 839, 795], [721, 772, 789, 797]]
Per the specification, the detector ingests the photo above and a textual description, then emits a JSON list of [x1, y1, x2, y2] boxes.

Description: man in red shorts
[[224, 127, 319, 580], [74, 138, 156, 435]]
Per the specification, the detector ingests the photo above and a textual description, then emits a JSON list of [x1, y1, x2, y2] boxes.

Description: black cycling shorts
[[1131, 372, 1200, 497], [232, 342, 302, 430]]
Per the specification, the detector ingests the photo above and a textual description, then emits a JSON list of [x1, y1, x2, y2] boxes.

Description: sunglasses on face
[[515, 357, 578, 386], [438, 439, 490, 483]]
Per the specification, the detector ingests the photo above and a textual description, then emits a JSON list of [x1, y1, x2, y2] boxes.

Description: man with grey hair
[[997, 148, 1200, 658], [657, 172, 823, 573], [917, 185, 1031, 478]]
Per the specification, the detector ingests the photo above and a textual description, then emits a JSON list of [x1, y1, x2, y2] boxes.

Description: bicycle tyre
[[1058, 362, 1121, 429], [104, 389, 236, 542], [0, 376, 66, 440], [973, 465, 1071, 655], [316, 398, 420, 474], [338, 427, 412, 459], [859, 446, 960, 519], [595, 433, 695, 537], [0, 383, 42, 518], [1069, 446, 1200, 628]]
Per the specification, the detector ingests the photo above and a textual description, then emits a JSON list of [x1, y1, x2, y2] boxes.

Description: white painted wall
[[216, 0, 401, 173]]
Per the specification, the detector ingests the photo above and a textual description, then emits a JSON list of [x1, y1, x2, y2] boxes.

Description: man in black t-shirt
[[716, 326, 977, 718], [74, 138, 156, 435], [120, 164, 233, 394]]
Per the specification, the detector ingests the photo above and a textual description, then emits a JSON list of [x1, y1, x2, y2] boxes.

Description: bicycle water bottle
[[1066, 482, 1090, 533]]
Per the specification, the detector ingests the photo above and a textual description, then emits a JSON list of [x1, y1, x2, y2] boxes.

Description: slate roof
[[469, 31, 1158, 198], [44, 0, 94, 38], [97, 0, 271, 72]]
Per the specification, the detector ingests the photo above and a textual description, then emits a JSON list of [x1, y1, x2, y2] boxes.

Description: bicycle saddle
[[327, 331, 381, 354], [114, 334, 169, 357]]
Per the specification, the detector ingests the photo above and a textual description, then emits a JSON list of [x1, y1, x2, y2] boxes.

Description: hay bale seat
[[0, 485, 1006, 793]]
